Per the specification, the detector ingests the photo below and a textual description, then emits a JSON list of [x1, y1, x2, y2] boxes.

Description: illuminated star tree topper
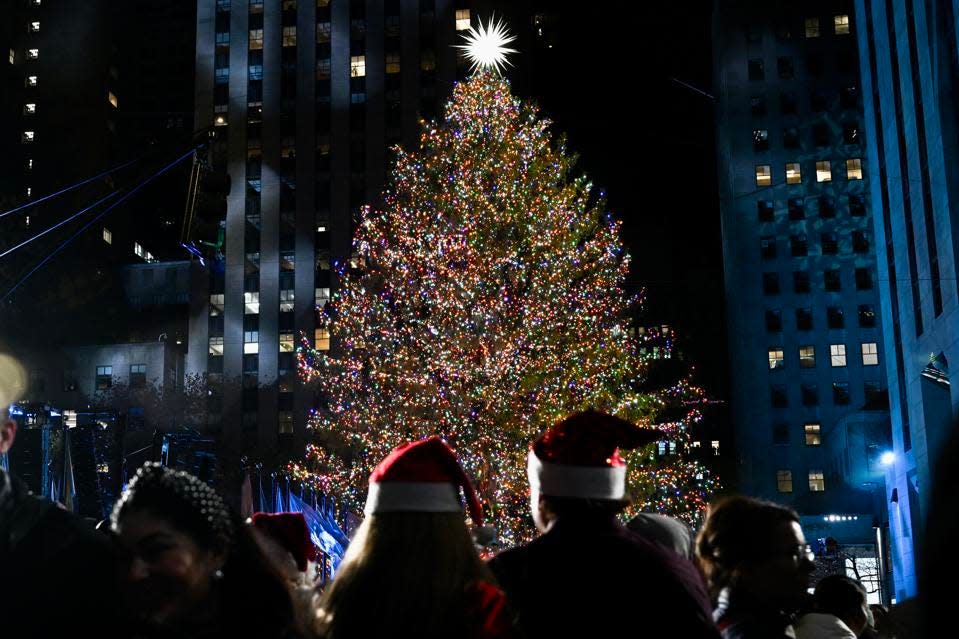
[[455, 16, 518, 75]]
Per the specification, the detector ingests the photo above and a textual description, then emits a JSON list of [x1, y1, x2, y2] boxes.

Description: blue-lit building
[[854, 0, 959, 601], [713, 0, 893, 600]]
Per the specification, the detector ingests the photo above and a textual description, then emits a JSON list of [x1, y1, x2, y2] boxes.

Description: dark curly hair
[[695, 495, 800, 596]]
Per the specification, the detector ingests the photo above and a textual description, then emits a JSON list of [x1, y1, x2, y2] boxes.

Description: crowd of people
[[0, 407, 931, 638]]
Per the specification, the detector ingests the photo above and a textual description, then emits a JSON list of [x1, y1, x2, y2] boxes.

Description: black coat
[[0, 469, 121, 638], [488, 516, 720, 639]]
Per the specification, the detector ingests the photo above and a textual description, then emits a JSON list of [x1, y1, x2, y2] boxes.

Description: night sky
[[501, 2, 727, 394]]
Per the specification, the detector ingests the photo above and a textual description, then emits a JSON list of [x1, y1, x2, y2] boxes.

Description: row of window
[[94, 364, 148, 391], [209, 288, 330, 318], [776, 470, 825, 493], [757, 195, 864, 221], [761, 232, 869, 259], [763, 268, 873, 294], [770, 381, 878, 407], [750, 88, 859, 118], [773, 422, 823, 446], [209, 328, 330, 357], [756, 159, 862, 186], [768, 343, 878, 370], [747, 15, 851, 44], [753, 124, 858, 151], [766, 305, 876, 331]]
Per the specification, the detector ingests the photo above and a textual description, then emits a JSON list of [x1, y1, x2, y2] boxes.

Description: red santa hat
[[527, 410, 662, 500], [250, 511, 317, 572], [364, 437, 486, 529]]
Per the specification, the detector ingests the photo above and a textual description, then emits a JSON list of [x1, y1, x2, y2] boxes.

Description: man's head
[[526, 410, 661, 532], [0, 410, 15, 455], [813, 574, 871, 636], [0, 353, 26, 456]]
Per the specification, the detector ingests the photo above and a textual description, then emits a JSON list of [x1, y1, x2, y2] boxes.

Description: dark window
[[784, 127, 800, 148], [813, 123, 830, 146], [791, 234, 808, 257], [811, 91, 827, 111], [758, 200, 774, 221], [840, 85, 859, 108], [775, 21, 792, 41], [95, 366, 112, 391], [855, 268, 873, 290], [766, 310, 783, 332], [788, 197, 805, 219], [777, 56, 794, 79], [793, 271, 811, 293], [864, 382, 883, 406], [771, 385, 788, 407], [753, 129, 770, 151], [763, 272, 780, 295], [807, 54, 824, 76], [761, 236, 777, 259], [796, 308, 813, 330], [773, 423, 790, 445], [858, 304, 876, 327], [780, 92, 797, 114], [852, 231, 869, 253], [848, 194, 865, 216], [746, 24, 762, 42], [844, 123, 859, 144], [821, 232, 838, 254], [825, 269, 842, 291], [833, 382, 851, 405], [751, 95, 767, 116], [242, 387, 258, 410], [827, 306, 845, 329], [130, 364, 146, 389], [819, 195, 835, 218], [801, 383, 819, 406]]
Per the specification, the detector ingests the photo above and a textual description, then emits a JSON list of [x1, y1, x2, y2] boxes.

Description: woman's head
[[696, 495, 814, 610], [110, 463, 234, 626]]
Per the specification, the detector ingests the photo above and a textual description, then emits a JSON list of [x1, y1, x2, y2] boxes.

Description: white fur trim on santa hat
[[364, 481, 462, 515], [527, 450, 627, 500]]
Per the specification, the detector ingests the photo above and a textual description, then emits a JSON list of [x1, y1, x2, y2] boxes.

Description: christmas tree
[[290, 34, 718, 542]]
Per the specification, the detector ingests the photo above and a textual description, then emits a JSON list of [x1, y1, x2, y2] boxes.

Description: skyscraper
[[854, 0, 959, 601], [714, 1, 892, 596], [190, 0, 477, 452]]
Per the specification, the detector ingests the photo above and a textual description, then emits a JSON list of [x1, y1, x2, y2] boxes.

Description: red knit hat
[[251, 511, 317, 572], [527, 410, 661, 500], [364, 437, 485, 528]]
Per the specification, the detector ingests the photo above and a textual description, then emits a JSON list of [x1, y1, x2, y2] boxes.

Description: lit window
[[816, 160, 832, 182], [215, 114, 227, 126], [805, 17, 820, 38], [21, 131, 34, 143], [421, 50, 436, 71], [834, 15, 850, 35], [455, 9, 471, 30], [244, 291, 260, 314], [130, 364, 147, 388], [95, 366, 113, 390], [134, 241, 148, 259], [786, 162, 802, 184], [711, 440, 720, 456], [862, 342, 879, 366], [282, 26, 297, 47], [316, 22, 331, 43], [386, 53, 400, 74], [26, 48, 38, 60], [26, 75, 37, 87], [753, 129, 769, 151], [108, 91, 118, 108], [846, 158, 863, 179], [777, 470, 793, 492], [768, 348, 785, 370], [279, 412, 294, 434], [243, 330, 259, 354], [809, 471, 825, 491], [280, 332, 295, 352], [830, 344, 847, 367], [26, 159, 32, 171], [804, 423, 821, 446], [316, 58, 331, 80], [8, 48, 13, 64], [755, 165, 771, 186], [209, 336, 224, 356], [23, 103, 35, 115], [351, 55, 366, 77], [315, 328, 330, 351], [315, 287, 330, 309], [799, 345, 815, 368], [249, 29, 264, 50], [280, 289, 295, 312], [210, 294, 225, 316], [30, 21, 40, 32], [26, 187, 31, 198], [102, 228, 112, 244]]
